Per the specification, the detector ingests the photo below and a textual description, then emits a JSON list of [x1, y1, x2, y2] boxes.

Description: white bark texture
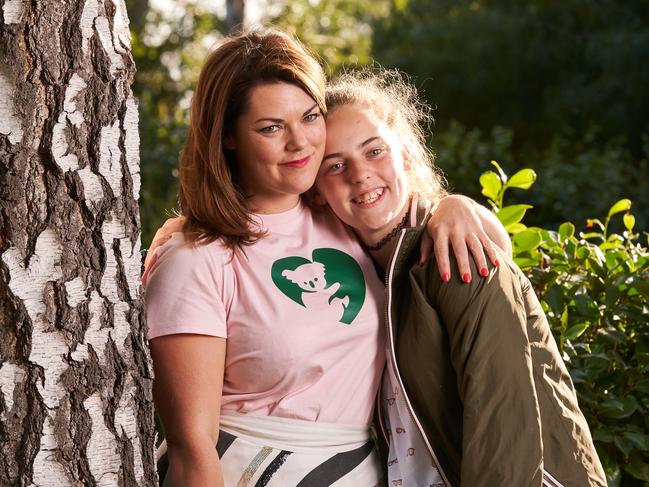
[[0, 1, 157, 485]]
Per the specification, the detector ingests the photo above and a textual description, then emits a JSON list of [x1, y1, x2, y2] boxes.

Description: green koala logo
[[271, 248, 366, 325]]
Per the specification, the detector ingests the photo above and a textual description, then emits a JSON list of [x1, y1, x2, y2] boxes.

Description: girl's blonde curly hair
[[325, 68, 447, 204]]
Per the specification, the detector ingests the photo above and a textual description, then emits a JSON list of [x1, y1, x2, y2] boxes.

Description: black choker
[[366, 208, 411, 252]]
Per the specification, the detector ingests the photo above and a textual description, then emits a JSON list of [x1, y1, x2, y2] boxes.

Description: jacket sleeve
[[417, 250, 545, 487]]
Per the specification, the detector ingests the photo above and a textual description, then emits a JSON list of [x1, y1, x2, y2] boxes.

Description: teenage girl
[[314, 69, 607, 487]]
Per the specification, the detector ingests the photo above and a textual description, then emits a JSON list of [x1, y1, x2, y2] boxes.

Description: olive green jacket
[[378, 221, 606, 486]]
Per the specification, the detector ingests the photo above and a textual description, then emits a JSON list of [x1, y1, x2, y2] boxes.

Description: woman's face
[[230, 82, 326, 213], [315, 103, 411, 243]]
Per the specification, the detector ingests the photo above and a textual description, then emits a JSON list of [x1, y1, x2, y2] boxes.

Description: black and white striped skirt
[[158, 410, 384, 486]]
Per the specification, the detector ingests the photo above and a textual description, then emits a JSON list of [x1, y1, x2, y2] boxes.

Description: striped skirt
[[158, 410, 384, 486]]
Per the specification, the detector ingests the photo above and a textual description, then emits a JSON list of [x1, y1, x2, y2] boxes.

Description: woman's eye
[[304, 112, 320, 122], [369, 147, 384, 157], [260, 125, 281, 134], [328, 162, 345, 173]]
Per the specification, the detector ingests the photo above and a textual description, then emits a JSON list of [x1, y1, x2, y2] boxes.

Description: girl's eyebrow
[[323, 136, 382, 161], [254, 103, 319, 124]]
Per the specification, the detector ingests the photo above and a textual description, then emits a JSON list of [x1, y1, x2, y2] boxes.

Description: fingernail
[[494, 259, 500, 267], [480, 267, 489, 277], [463, 273, 471, 283], [442, 273, 450, 282]]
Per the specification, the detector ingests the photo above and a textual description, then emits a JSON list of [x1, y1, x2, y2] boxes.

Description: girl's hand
[[420, 195, 512, 283], [143, 216, 186, 270]]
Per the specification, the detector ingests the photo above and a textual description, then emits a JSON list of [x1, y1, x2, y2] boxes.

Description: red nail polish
[[480, 267, 489, 277], [442, 273, 450, 282], [463, 273, 471, 283], [494, 259, 500, 267]]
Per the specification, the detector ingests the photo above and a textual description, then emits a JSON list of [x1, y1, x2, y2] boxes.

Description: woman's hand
[[143, 216, 186, 270], [421, 194, 512, 283]]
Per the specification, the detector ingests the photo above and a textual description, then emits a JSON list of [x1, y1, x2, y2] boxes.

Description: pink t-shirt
[[144, 201, 386, 425]]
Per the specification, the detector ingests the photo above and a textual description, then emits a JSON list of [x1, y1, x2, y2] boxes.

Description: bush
[[434, 122, 649, 234], [482, 162, 649, 486]]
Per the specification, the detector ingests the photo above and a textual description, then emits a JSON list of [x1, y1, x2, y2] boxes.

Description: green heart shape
[[271, 248, 366, 325]]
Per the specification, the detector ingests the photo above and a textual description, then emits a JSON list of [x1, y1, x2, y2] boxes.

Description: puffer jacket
[[377, 213, 606, 486]]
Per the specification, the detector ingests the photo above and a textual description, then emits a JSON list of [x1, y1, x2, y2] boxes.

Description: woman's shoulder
[[142, 232, 232, 287]]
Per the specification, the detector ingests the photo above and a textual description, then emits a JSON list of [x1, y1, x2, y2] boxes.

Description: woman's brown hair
[[179, 29, 326, 249]]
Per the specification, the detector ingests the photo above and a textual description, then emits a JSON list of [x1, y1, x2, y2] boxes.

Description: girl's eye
[[368, 147, 385, 157], [260, 125, 281, 134], [328, 162, 346, 174], [304, 112, 320, 122]]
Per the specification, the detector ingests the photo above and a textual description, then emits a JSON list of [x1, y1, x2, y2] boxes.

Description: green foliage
[[127, 0, 225, 245], [267, 0, 390, 74], [373, 0, 649, 153], [434, 122, 649, 233], [482, 164, 649, 486]]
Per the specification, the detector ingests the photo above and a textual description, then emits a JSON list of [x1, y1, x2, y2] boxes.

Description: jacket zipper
[[376, 378, 389, 446], [384, 229, 452, 487], [542, 469, 566, 487]]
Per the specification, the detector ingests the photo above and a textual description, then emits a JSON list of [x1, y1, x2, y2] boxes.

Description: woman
[[314, 70, 606, 486], [144, 30, 509, 486]]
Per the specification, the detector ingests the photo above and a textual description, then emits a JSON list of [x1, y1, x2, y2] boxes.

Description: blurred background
[[126, 0, 649, 247], [125, 2, 649, 485]]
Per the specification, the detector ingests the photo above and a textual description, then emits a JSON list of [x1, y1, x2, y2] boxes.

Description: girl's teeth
[[355, 188, 384, 204]]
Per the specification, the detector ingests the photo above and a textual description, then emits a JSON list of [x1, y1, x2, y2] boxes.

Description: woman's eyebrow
[[323, 136, 382, 161], [254, 103, 319, 124]]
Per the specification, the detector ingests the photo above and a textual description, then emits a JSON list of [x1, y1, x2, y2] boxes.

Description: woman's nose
[[286, 125, 308, 151]]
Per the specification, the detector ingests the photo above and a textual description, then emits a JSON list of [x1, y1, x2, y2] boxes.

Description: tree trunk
[[225, 0, 247, 33], [0, 1, 157, 485]]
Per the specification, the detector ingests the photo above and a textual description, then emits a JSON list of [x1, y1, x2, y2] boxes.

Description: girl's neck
[[364, 196, 416, 271]]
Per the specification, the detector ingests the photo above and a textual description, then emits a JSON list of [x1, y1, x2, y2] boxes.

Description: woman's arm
[[423, 194, 511, 282], [150, 334, 226, 487]]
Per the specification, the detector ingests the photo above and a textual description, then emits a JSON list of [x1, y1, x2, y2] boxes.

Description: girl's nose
[[347, 160, 371, 184]]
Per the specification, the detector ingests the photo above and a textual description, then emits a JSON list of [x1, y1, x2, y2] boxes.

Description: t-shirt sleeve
[[143, 235, 228, 340]]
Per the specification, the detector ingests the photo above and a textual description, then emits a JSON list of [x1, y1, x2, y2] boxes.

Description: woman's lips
[[282, 155, 310, 168]]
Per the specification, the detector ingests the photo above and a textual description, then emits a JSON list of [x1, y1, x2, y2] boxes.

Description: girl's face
[[315, 104, 411, 243], [229, 82, 326, 213]]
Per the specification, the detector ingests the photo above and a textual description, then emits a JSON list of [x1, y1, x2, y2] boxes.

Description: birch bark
[[0, 1, 157, 485]]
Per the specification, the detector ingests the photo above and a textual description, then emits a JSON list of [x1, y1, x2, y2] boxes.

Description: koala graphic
[[281, 262, 350, 322]]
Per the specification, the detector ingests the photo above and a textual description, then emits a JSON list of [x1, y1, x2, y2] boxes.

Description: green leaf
[[479, 171, 501, 202], [545, 284, 565, 312], [565, 323, 589, 340], [623, 452, 649, 481], [512, 228, 542, 251], [608, 199, 632, 218], [496, 204, 533, 227], [614, 435, 634, 457], [623, 431, 649, 451], [506, 223, 527, 234], [558, 222, 575, 241], [490, 160, 507, 182], [592, 428, 616, 443], [634, 378, 649, 394], [600, 396, 640, 419], [623, 213, 635, 231], [575, 246, 590, 260], [513, 256, 541, 269], [505, 168, 536, 189]]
